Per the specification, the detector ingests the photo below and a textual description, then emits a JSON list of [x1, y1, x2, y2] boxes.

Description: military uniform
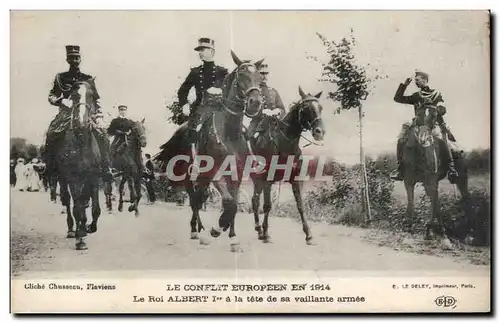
[[391, 71, 458, 181], [44, 45, 111, 179], [107, 113, 144, 172], [177, 38, 228, 143], [247, 64, 286, 139]]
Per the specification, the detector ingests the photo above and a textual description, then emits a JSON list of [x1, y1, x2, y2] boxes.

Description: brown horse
[[402, 108, 470, 249], [54, 80, 105, 250], [249, 87, 326, 244], [154, 51, 264, 252]]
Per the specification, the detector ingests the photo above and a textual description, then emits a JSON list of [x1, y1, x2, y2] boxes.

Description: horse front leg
[[50, 176, 58, 203], [127, 176, 140, 216], [59, 179, 74, 238], [251, 179, 264, 237], [424, 180, 452, 249], [87, 182, 101, 234], [291, 180, 314, 245], [227, 182, 242, 252], [404, 180, 416, 233], [132, 175, 142, 217], [103, 180, 113, 212], [69, 183, 88, 250], [261, 183, 273, 243], [118, 177, 126, 212]]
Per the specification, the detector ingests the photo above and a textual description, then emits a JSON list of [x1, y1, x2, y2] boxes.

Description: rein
[[273, 99, 324, 148]]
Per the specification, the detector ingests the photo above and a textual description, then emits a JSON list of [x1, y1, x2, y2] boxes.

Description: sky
[[10, 10, 490, 165]]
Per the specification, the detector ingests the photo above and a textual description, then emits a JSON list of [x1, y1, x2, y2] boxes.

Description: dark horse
[[107, 118, 147, 216], [402, 107, 470, 249], [154, 51, 264, 252], [249, 87, 325, 244], [54, 79, 106, 250]]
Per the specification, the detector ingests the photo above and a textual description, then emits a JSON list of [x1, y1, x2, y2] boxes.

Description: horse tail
[[154, 123, 190, 172]]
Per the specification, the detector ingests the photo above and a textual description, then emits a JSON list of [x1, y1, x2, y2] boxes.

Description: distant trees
[[10, 137, 40, 161]]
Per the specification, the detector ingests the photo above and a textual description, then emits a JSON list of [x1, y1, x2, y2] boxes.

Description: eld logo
[[434, 296, 457, 309]]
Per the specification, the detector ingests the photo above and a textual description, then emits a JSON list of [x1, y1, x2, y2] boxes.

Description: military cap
[[415, 70, 429, 80], [118, 105, 128, 110], [66, 45, 81, 56], [194, 38, 215, 51]]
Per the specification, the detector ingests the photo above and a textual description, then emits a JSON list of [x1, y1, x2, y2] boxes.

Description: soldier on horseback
[[246, 63, 286, 140], [177, 37, 228, 156], [107, 104, 144, 172], [44, 45, 113, 180], [390, 70, 459, 182]]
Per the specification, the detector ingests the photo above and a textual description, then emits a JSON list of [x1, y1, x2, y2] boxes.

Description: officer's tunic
[[393, 83, 445, 126], [47, 68, 100, 134], [178, 61, 228, 108], [249, 84, 286, 135]]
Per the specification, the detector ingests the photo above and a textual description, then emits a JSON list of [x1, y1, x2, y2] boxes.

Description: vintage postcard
[[10, 10, 491, 313]]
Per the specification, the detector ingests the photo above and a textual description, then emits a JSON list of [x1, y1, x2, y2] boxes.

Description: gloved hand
[[182, 103, 190, 116], [207, 87, 222, 95], [61, 98, 73, 108], [262, 109, 273, 116]]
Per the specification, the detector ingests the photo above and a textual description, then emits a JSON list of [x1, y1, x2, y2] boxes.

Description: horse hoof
[[190, 232, 199, 240], [258, 233, 265, 240], [135, 211, 140, 217], [210, 227, 221, 238], [254, 225, 262, 234], [230, 242, 242, 253], [76, 242, 88, 250], [306, 237, 316, 246], [199, 235, 211, 245], [128, 205, 136, 212], [66, 231, 76, 238], [118, 206, 123, 212], [441, 238, 453, 250], [86, 223, 97, 234], [263, 236, 272, 243]]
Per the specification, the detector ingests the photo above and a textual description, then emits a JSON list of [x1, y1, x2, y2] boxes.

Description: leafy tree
[[309, 29, 388, 222]]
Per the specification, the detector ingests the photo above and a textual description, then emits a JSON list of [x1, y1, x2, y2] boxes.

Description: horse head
[[293, 86, 326, 141], [225, 50, 264, 118], [70, 79, 97, 130], [132, 117, 147, 148]]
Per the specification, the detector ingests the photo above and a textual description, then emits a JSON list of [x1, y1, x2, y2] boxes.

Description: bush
[[274, 156, 490, 246]]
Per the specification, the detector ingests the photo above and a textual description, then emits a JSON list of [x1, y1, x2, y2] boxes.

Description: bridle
[[296, 97, 322, 131], [221, 63, 262, 117]]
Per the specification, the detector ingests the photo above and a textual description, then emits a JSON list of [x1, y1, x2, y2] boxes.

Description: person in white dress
[[27, 158, 42, 192], [14, 158, 27, 191]]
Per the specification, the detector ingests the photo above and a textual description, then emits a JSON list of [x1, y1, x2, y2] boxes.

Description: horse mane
[[222, 68, 237, 98]]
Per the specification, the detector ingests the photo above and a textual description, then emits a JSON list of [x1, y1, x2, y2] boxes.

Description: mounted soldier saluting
[[44, 45, 113, 180], [177, 37, 228, 156], [390, 70, 459, 182], [246, 63, 286, 140]]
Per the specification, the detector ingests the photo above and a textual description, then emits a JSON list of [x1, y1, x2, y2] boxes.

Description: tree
[[10, 137, 27, 159], [26, 144, 39, 161], [309, 30, 388, 222]]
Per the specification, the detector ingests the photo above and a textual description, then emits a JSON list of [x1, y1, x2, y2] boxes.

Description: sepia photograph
[[9, 9, 491, 313]]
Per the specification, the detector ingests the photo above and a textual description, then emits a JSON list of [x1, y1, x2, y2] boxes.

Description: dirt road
[[11, 189, 489, 278]]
